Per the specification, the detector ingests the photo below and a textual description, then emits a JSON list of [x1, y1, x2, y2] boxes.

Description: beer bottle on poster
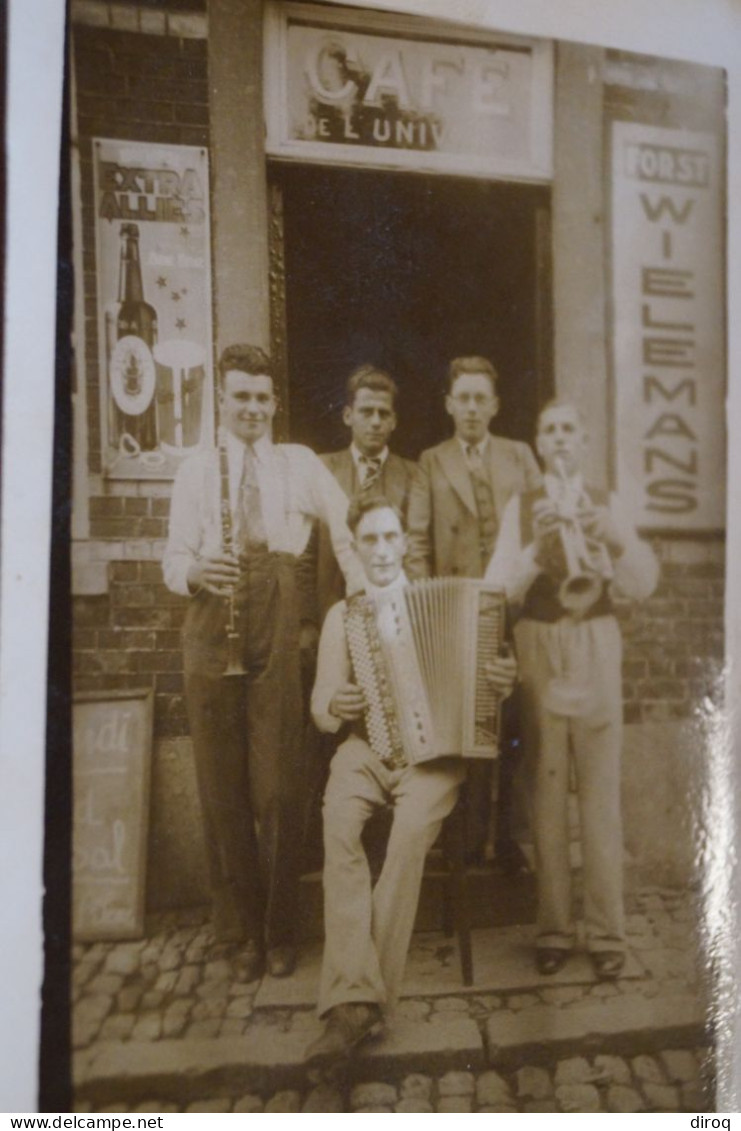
[[108, 223, 159, 454]]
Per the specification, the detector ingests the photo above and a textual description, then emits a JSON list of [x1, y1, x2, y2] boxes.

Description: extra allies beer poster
[[93, 139, 214, 479]]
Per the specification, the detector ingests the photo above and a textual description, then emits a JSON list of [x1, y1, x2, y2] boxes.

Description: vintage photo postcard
[[3, 0, 741, 1116]]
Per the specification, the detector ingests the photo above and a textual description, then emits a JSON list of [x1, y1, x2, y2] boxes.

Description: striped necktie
[[359, 454, 382, 492], [467, 444, 497, 564]]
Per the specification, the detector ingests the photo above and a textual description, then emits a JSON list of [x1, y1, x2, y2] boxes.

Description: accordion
[[344, 578, 506, 767]]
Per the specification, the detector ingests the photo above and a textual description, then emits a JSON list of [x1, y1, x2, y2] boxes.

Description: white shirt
[[311, 571, 407, 734], [485, 475, 659, 605], [163, 431, 364, 597]]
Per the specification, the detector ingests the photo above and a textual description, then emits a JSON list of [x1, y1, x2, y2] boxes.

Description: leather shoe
[[536, 948, 570, 976], [230, 938, 264, 983], [266, 945, 297, 978], [591, 950, 625, 980], [305, 1003, 383, 1069]]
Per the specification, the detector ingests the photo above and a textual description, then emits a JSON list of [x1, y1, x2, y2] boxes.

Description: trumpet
[[550, 457, 613, 619]]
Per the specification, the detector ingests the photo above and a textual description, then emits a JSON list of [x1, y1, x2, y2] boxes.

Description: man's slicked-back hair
[[536, 398, 587, 434], [218, 343, 273, 387], [346, 493, 405, 535], [345, 364, 399, 408], [447, 356, 498, 396]]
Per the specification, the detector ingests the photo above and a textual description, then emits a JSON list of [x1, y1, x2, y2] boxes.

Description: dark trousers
[[183, 551, 303, 948]]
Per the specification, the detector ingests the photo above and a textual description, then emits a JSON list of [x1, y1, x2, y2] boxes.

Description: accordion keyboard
[[344, 580, 506, 765]]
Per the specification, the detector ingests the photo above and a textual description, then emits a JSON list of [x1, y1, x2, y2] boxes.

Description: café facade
[[69, 0, 727, 924]]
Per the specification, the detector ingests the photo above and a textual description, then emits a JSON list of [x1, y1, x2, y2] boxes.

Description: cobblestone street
[[71, 885, 716, 1113]]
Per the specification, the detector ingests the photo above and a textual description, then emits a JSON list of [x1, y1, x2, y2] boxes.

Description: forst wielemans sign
[[611, 123, 725, 531]]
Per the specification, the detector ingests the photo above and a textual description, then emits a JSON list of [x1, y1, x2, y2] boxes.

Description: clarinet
[[219, 442, 246, 677]]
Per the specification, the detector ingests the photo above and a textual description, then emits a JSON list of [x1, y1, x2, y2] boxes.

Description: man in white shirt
[[305, 495, 516, 1070], [486, 401, 659, 980], [163, 344, 363, 981]]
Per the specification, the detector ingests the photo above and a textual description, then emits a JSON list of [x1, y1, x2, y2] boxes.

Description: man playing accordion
[[305, 495, 516, 1070], [486, 401, 658, 980]]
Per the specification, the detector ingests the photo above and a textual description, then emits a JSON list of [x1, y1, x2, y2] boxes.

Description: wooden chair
[[440, 792, 474, 986]]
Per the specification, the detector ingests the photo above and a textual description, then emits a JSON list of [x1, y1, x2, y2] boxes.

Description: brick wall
[[73, 561, 189, 737], [72, 14, 207, 735], [619, 540, 725, 724]]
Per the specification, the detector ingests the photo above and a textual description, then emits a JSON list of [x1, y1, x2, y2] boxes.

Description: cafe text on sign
[[265, 2, 553, 181]]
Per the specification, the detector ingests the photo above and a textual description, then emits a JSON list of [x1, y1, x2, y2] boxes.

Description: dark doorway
[[277, 164, 552, 457]]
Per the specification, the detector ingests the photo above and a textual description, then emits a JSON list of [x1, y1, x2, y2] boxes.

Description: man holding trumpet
[[163, 343, 363, 982], [486, 401, 658, 979]]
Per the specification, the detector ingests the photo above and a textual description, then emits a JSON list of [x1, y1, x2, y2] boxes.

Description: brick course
[[618, 550, 725, 725], [73, 564, 190, 736]]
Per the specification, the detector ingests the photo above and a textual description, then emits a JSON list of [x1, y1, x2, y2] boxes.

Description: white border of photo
[[2, 0, 740, 1115]]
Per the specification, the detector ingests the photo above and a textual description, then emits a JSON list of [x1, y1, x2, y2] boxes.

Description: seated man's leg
[[373, 757, 466, 1009], [318, 736, 390, 1018]]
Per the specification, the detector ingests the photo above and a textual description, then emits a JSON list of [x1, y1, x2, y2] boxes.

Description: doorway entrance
[[273, 163, 548, 931], [273, 164, 552, 456]]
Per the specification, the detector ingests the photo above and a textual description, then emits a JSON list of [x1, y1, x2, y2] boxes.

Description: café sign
[[265, 2, 553, 181]]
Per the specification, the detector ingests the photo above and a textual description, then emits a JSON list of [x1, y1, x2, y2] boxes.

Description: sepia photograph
[[14, 0, 738, 1115]]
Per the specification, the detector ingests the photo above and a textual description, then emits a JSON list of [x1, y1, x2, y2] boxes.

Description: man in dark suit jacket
[[406, 357, 541, 581], [301, 364, 417, 629], [406, 356, 541, 862], [297, 366, 417, 868]]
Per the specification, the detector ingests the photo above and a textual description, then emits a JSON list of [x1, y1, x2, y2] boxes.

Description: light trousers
[[318, 737, 465, 1017], [514, 615, 626, 954]]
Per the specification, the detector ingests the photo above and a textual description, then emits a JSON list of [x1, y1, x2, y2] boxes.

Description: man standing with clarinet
[[163, 344, 363, 981]]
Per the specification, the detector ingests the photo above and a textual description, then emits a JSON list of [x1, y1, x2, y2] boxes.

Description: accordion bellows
[[344, 578, 505, 767]]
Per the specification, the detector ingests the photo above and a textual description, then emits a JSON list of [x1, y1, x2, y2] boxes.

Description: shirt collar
[[224, 428, 272, 465], [365, 569, 407, 596], [351, 443, 389, 469], [544, 469, 584, 501], [458, 434, 490, 460]]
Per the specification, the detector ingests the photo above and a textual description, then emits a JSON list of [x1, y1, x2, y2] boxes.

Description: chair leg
[[444, 798, 474, 986]]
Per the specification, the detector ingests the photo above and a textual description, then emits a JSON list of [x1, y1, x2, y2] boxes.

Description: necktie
[[467, 444, 498, 564], [359, 455, 382, 492], [235, 443, 267, 552]]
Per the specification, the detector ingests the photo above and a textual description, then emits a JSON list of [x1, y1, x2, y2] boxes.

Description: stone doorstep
[[253, 926, 645, 1010], [73, 997, 708, 1107], [73, 1018, 483, 1106], [485, 994, 710, 1071]]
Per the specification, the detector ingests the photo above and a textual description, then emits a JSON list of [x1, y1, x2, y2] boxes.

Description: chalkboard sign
[[73, 689, 153, 941]]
